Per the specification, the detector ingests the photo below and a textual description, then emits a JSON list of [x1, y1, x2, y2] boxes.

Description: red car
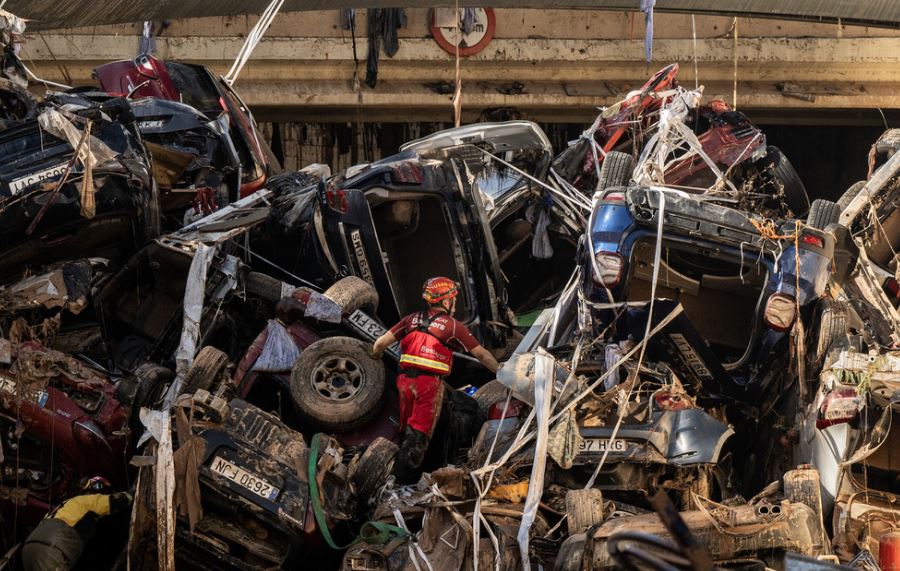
[[94, 55, 274, 200], [553, 63, 810, 216], [0, 341, 130, 527]]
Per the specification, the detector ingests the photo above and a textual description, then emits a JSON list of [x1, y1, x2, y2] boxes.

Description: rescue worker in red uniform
[[372, 276, 499, 482]]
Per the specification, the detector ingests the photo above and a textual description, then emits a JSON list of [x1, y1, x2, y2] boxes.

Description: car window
[[164, 62, 221, 115]]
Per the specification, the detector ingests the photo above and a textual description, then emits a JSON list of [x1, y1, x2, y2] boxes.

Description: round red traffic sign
[[431, 8, 496, 57]]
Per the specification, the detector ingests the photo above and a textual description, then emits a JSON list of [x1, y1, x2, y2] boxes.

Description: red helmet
[[422, 276, 459, 304]]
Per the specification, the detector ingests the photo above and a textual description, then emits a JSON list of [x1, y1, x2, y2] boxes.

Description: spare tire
[[350, 437, 399, 502], [290, 336, 385, 431], [181, 346, 229, 395], [324, 276, 378, 314], [597, 151, 634, 191], [245, 271, 287, 303], [806, 199, 841, 229]]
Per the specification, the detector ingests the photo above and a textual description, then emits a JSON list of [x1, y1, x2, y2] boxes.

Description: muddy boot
[[393, 427, 430, 484]]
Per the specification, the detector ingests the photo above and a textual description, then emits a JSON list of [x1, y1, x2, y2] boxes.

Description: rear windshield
[[164, 62, 221, 115]]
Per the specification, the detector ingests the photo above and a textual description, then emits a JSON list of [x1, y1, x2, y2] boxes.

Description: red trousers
[[396, 373, 445, 437]]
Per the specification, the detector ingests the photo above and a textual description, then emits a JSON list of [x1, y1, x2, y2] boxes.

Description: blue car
[[586, 184, 838, 396]]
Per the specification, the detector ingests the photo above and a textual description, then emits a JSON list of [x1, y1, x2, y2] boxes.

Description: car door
[[314, 183, 401, 324]]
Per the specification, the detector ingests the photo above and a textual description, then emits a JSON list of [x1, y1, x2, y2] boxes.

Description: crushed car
[[553, 63, 810, 217], [255, 121, 583, 354], [0, 94, 155, 280], [95, 54, 275, 200]]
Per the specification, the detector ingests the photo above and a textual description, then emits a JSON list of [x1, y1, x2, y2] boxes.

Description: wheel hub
[[311, 356, 364, 401]]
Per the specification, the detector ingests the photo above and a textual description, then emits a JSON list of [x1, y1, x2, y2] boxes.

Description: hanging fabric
[[365, 8, 406, 88], [640, 0, 656, 62]]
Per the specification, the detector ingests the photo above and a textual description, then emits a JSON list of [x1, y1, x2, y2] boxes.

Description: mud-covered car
[[555, 468, 830, 570], [256, 122, 582, 358], [128, 388, 391, 570], [585, 178, 839, 393], [95, 55, 274, 199], [0, 95, 155, 279], [0, 341, 130, 528]]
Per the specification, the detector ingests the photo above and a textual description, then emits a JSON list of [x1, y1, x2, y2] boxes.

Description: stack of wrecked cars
[[0, 46, 898, 571]]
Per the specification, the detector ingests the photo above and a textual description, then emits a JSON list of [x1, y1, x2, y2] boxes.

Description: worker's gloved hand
[[370, 347, 383, 360]]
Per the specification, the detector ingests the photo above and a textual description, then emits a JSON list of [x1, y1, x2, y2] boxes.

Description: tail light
[[654, 390, 691, 411], [763, 293, 797, 332], [816, 388, 861, 429], [883, 277, 900, 308], [603, 191, 626, 203], [325, 188, 350, 214], [488, 398, 524, 420], [801, 234, 824, 248], [592, 251, 624, 288]]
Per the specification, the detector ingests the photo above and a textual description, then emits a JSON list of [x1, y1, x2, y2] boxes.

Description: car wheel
[[810, 299, 849, 367], [0, 78, 37, 126], [245, 271, 287, 303], [129, 364, 175, 436], [806, 199, 841, 229], [597, 151, 634, 191], [472, 380, 510, 421], [837, 180, 866, 213], [181, 346, 230, 395], [290, 336, 385, 431], [762, 146, 810, 217], [565, 489, 605, 535], [323, 276, 379, 314], [350, 437, 399, 502]]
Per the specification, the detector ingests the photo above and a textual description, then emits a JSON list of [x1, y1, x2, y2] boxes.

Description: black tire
[[350, 437, 399, 501], [129, 364, 175, 437], [323, 276, 379, 314], [811, 300, 849, 366], [181, 346, 229, 395], [597, 151, 634, 191], [837, 180, 866, 213], [472, 380, 510, 420], [565, 489, 605, 535], [763, 146, 810, 217], [806, 199, 841, 229], [245, 271, 286, 303], [290, 336, 385, 431], [0, 78, 37, 126], [132, 364, 175, 411]]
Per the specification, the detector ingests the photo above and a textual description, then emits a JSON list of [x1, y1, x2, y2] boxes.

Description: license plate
[[8, 163, 68, 195], [210, 456, 280, 501], [347, 310, 400, 353], [579, 439, 626, 453], [348, 309, 387, 339]]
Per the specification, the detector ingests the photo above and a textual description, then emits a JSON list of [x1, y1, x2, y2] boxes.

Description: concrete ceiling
[[9, 0, 900, 31]]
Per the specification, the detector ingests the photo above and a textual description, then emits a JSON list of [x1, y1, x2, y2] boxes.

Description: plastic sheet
[[517, 348, 554, 569], [252, 319, 302, 372]]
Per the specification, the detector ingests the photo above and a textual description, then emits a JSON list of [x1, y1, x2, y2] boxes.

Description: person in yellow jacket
[[22, 476, 132, 571]]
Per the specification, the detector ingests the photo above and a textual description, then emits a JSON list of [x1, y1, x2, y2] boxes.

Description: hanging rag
[[548, 409, 583, 469], [461, 8, 477, 35], [641, 0, 656, 62], [139, 21, 155, 55], [341, 8, 356, 30], [364, 8, 406, 88]]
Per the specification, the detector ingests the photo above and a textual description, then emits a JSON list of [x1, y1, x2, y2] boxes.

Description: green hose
[[308, 433, 408, 550]]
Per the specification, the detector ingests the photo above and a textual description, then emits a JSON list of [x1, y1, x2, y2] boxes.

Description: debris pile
[[0, 34, 897, 571]]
